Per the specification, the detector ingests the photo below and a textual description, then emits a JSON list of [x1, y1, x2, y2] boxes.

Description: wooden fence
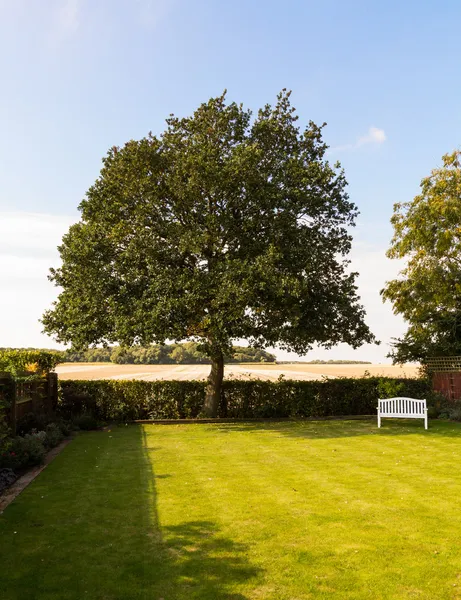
[[0, 372, 58, 434], [426, 357, 461, 402]]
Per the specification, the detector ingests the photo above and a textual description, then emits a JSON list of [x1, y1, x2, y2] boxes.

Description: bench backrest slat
[[378, 397, 426, 415]]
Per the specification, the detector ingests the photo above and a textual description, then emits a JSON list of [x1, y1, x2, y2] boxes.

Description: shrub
[[0, 420, 69, 473], [59, 377, 431, 422], [44, 423, 64, 448], [0, 439, 16, 469], [6, 433, 47, 469], [17, 413, 73, 438], [73, 414, 99, 431], [31, 430, 47, 445], [448, 408, 461, 421], [438, 401, 461, 421], [54, 418, 73, 437], [16, 412, 51, 436], [376, 378, 405, 399], [0, 468, 16, 494], [427, 405, 440, 419]]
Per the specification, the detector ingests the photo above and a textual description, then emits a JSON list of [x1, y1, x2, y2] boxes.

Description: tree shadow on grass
[[140, 428, 260, 600], [212, 418, 461, 440], [156, 520, 258, 599], [0, 425, 260, 600]]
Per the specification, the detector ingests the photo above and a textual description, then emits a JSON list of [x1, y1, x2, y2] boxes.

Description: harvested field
[[55, 362, 420, 381]]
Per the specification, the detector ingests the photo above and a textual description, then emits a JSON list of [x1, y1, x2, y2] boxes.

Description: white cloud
[[0, 0, 29, 29], [0, 0, 27, 14], [0, 0, 173, 49], [329, 126, 387, 154], [357, 126, 386, 146], [0, 0, 82, 43], [0, 212, 76, 348], [0, 0, 20, 15], [55, 0, 81, 36], [0, 254, 52, 280], [0, 283, 60, 348], [0, 212, 76, 257], [136, 0, 173, 28]]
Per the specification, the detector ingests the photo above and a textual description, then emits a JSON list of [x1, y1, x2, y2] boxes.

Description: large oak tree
[[382, 150, 461, 363], [43, 91, 374, 416]]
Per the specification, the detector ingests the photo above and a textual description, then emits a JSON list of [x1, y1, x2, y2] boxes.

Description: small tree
[[382, 150, 461, 362], [43, 91, 374, 416]]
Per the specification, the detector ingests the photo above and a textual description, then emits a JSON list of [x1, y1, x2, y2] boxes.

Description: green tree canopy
[[43, 90, 374, 415], [382, 150, 461, 363]]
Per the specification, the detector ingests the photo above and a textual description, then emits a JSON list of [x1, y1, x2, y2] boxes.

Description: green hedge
[[59, 377, 431, 421], [59, 380, 204, 421]]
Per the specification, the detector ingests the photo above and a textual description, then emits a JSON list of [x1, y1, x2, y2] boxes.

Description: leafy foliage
[[376, 378, 405, 399], [44, 423, 64, 448], [59, 380, 205, 421], [59, 377, 430, 422], [382, 150, 461, 362], [0, 349, 63, 376], [72, 414, 99, 431], [0, 433, 47, 470], [16, 412, 53, 436], [439, 402, 461, 421], [0, 468, 16, 494], [43, 90, 374, 415], [16, 412, 72, 438], [0, 418, 70, 473]]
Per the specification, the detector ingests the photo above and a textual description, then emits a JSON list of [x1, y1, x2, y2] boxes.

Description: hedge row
[[59, 377, 431, 421]]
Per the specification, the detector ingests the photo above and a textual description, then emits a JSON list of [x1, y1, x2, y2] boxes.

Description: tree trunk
[[202, 352, 224, 418]]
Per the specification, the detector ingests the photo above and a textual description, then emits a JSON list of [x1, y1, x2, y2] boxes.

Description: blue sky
[[1, 0, 460, 361]]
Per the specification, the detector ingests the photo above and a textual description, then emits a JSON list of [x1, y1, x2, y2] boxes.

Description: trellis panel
[[426, 356, 461, 372]]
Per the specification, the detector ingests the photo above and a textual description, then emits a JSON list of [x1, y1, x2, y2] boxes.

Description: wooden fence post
[[46, 372, 58, 414], [10, 378, 17, 436], [0, 373, 17, 436]]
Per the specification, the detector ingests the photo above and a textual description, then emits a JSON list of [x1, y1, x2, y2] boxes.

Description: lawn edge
[[135, 415, 375, 424]]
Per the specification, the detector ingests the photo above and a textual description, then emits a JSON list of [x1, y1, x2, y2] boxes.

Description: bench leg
[[425, 411, 428, 430], [378, 414, 381, 428]]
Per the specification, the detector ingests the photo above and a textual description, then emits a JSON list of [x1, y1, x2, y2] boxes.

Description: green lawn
[[1, 420, 461, 599]]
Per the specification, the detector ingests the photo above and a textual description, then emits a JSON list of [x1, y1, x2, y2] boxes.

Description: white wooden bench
[[377, 397, 428, 429]]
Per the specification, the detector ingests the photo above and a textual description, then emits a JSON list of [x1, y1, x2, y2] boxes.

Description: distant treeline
[[2, 344, 276, 365], [306, 360, 372, 364], [277, 360, 372, 365]]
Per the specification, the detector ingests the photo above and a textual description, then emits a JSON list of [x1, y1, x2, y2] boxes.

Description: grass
[[1, 420, 461, 599]]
